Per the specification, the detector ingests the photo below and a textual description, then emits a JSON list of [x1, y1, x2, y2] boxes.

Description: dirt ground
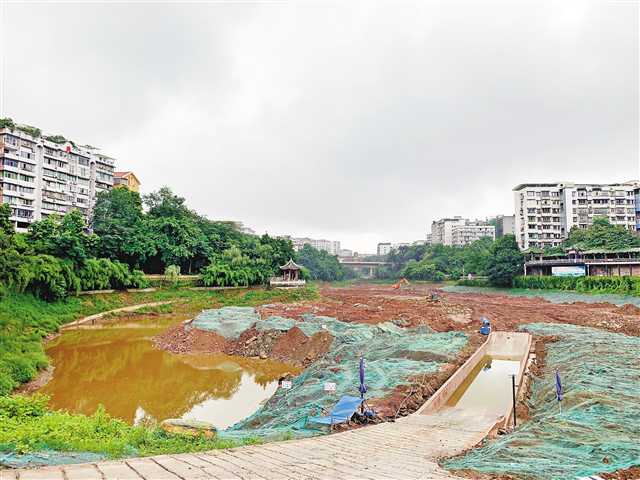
[[257, 283, 640, 336], [155, 281, 640, 387]]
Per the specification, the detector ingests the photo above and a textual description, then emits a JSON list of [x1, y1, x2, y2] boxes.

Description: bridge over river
[[338, 259, 389, 278]]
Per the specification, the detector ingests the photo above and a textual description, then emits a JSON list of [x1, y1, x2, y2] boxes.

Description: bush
[[401, 260, 445, 281], [514, 275, 640, 295], [164, 265, 181, 288]]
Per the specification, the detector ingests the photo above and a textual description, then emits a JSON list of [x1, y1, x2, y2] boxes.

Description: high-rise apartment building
[[513, 181, 639, 249], [495, 215, 515, 237], [430, 217, 495, 247], [0, 125, 115, 231]]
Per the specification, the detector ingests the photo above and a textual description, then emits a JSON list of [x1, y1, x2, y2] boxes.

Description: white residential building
[[377, 242, 392, 256], [450, 222, 496, 247], [284, 236, 341, 255], [0, 124, 115, 231], [430, 217, 495, 247], [513, 181, 639, 250], [430, 217, 467, 245]]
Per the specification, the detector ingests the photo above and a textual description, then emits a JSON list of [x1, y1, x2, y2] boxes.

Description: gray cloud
[[2, 1, 637, 251]]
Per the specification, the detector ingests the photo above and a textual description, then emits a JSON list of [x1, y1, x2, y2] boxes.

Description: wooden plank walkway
[[3, 409, 501, 480]]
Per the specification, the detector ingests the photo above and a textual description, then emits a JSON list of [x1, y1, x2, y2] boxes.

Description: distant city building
[[377, 242, 411, 256], [281, 236, 341, 255], [113, 171, 140, 192], [377, 242, 392, 256], [425, 233, 432, 245], [450, 222, 495, 247], [0, 122, 115, 231], [513, 181, 639, 250], [495, 215, 515, 237], [339, 248, 353, 257], [430, 217, 495, 247]]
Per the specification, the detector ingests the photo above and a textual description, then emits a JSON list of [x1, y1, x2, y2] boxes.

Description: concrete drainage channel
[[417, 331, 533, 432], [7, 331, 535, 480]]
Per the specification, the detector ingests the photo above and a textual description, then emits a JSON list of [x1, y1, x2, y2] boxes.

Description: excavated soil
[[154, 282, 640, 430], [257, 283, 640, 336]]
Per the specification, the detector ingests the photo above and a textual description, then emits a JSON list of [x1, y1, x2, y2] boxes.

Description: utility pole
[[510, 374, 517, 427]]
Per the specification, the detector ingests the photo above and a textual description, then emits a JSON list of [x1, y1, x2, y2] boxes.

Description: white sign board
[[552, 266, 586, 277], [280, 380, 292, 389], [323, 382, 337, 392]]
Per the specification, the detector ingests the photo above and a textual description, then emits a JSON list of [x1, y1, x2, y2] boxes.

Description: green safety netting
[[189, 306, 261, 338], [0, 451, 105, 469], [443, 285, 640, 307], [187, 308, 468, 439], [444, 323, 640, 480]]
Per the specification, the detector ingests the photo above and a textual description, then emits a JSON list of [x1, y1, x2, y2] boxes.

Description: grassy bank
[[0, 285, 318, 462]]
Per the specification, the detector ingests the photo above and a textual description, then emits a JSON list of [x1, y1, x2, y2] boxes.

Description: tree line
[[380, 217, 640, 288], [379, 235, 524, 287], [0, 187, 349, 300]]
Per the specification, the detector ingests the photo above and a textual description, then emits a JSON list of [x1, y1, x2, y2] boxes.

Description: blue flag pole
[[555, 369, 563, 415]]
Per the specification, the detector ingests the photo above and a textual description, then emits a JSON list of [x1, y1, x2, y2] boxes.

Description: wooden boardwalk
[[3, 409, 500, 480]]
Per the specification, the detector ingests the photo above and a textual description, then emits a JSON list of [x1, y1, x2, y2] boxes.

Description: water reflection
[[40, 317, 297, 428]]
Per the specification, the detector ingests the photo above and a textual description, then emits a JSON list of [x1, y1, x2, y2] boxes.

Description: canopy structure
[[279, 259, 302, 281]]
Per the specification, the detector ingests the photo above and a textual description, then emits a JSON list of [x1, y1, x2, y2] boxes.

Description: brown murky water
[[445, 355, 520, 412], [39, 315, 298, 429]]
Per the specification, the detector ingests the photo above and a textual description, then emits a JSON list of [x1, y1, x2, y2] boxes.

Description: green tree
[[565, 217, 640, 250], [486, 235, 523, 287], [27, 210, 97, 265], [92, 189, 155, 268], [296, 245, 345, 281]]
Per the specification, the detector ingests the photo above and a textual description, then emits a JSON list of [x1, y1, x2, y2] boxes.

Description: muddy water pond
[[445, 355, 520, 412], [39, 315, 298, 429]]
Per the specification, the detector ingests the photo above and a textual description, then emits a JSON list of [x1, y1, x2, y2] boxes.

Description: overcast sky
[[1, 1, 638, 252]]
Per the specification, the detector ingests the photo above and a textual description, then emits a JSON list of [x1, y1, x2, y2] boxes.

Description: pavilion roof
[[280, 259, 302, 270]]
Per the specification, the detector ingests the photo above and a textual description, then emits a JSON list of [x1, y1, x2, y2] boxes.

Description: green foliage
[[400, 259, 445, 281], [383, 237, 494, 281], [201, 246, 267, 287], [0, 395, 245, 458], [43, 135, 67, 144], [16, 124, 41, 138], [296, 244, 346, 281], [163, 265, 181, 288], [92, 189, 155, 268], [514, 275, 640, 295], [27, 210, 98, 265], [0, 117, 16, 129], [565, 217, 640, 251], [486, 235, 523, 287]]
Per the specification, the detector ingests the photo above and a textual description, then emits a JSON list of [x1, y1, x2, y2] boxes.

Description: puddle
[[39, 316, 298, 429], [445, 355, 520, 412]]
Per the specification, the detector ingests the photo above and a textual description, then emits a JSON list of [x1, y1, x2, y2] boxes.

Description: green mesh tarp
[[192, 308, 468, 439], [444, 323, 640, 479], [0, 451, 105, 469], [190, 306, 261, 338]]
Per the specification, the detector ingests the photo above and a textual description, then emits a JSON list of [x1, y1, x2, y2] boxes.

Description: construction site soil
[[154, 283, 640, 418]]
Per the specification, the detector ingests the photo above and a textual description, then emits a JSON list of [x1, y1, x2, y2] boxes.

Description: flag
[[359, 356, 367, 398], [555, 369, 563, 402]]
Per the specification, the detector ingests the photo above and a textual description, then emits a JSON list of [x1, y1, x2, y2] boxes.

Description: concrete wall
[[416, 331, 531, 420], [417, 336, 490, 415]]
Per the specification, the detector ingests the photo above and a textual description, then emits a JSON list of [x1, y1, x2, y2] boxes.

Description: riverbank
[[0, 286, 319, 467]]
